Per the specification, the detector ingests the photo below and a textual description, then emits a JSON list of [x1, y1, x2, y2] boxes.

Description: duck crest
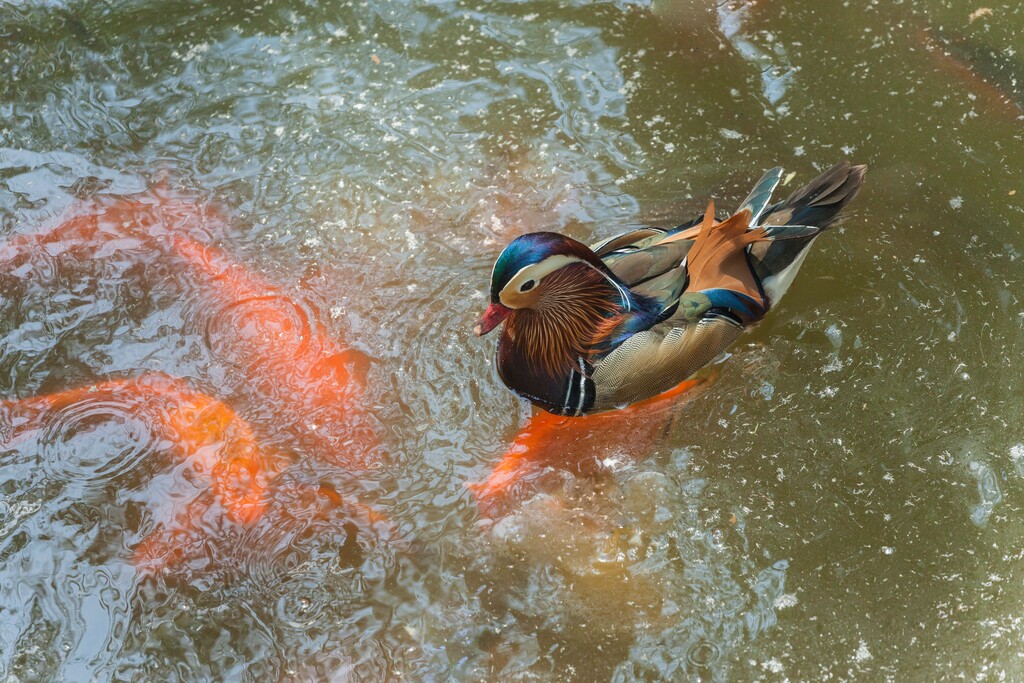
[[502, 262, 624, 379]]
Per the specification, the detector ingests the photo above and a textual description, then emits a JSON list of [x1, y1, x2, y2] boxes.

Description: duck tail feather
[[762, 161, 867, 228], [738, 167, 784, 227]]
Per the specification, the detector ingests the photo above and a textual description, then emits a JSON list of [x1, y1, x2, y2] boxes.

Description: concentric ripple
[[274, 571, 344, 631], [31, 397, 161, 492], [686, 638, 722, 669], [202, 295, 314, 371]]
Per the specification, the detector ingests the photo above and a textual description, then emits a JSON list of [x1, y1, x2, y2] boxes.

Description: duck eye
[[519, 279, 536, 293]]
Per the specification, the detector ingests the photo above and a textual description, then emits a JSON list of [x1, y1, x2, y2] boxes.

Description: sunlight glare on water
[[1, 0, 1023, 680]]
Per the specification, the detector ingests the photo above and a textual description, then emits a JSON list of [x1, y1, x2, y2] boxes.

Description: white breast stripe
[[575, 357, 587, 416], [563, 370, 575, 414]]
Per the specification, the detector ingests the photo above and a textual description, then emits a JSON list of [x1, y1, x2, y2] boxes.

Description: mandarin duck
[[474, 161, 866, 416]]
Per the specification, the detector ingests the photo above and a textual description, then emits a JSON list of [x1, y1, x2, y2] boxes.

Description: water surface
[[1, 0, 1023, 680]]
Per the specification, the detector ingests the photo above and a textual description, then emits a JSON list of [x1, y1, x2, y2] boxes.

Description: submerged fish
[[1, 187, 378, 460], [166, 234, 379, 467], [918, 27, 1023, 119], [0, 374, 276, 524], [0, 187, 387, 571], [469, 374, 712, 513]]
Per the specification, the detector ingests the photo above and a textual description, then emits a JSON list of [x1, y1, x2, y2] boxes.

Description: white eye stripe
[[500, 254, 631, 310], [499, 255, 581, 306], [508, 255, 580, 288]]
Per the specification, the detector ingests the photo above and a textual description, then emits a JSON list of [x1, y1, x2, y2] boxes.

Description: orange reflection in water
[[0, 188, 385, 572], [470, 374, 715, 515], [0, 185, 225, 265]]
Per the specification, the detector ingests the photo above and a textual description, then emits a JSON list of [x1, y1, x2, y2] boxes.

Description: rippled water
[[1, 0, 1023, 680]]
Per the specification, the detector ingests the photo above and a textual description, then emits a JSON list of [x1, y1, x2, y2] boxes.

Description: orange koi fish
[[470, 374, 713, 514], [0, 186, 223, 264], [0, 188, 389, 571], [0, 374, 277, 528], [0, 373, 396, 571], [165, 235, 379, 468], [1, 190, 378, 467]]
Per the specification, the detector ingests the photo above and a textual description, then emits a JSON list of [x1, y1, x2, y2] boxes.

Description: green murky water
[[1, 0, 1023, 680]]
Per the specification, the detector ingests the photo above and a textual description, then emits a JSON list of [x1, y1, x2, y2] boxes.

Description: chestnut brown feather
[[503, 263, 624, 379]]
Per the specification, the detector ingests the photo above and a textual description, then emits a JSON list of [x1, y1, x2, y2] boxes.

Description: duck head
[[474, 232, 623, 336], [474, 232, 638, 377]]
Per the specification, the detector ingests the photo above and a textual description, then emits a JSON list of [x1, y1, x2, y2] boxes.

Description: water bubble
[[825, 324, 843, 350], [275, 577, 335, 630], [968, 461, 1002, 526], [1010, 444, 1024, 478], [685, 639, 720, 668]]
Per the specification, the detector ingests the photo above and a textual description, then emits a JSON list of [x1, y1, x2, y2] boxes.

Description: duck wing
[[737, 166, 784, 226], [587, 164, 865, 411], [590, 204, 814, 409], [590, 226, 688, 290], [597, 193, 808, 341], [590, 227, 666, 256], [603, 242, 693, 288], [591, 214, 707, 288], [759, 161, 866, 228], [749, 161, 866, 305], [595, 168, 779, 289], [590, 313, 742, 411]]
